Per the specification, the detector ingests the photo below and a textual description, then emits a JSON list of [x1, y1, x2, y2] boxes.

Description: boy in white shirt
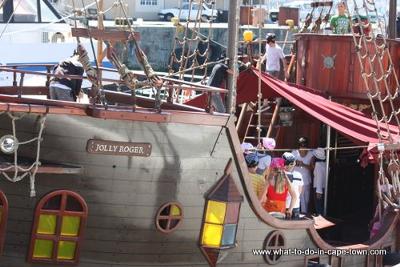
[[260, 33, 288, 80]]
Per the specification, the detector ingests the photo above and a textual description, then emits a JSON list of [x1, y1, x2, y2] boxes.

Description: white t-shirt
[[265, 44, 284, 72], [285, 170, 303, 209], [313, 161, 326, 194], [292, 150, 314, 185]]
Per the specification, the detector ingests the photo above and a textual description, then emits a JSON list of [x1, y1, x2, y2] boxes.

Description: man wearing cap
[[259, 33, 288, 80], [282, 152, 303, 219], [313, 148, 327, 215], [292, 137, 313, 214]]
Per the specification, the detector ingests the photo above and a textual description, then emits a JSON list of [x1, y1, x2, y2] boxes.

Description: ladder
[[236, 98, 282, 145]]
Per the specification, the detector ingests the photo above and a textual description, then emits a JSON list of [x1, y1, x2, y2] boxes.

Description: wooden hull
[[0, 110, 397, 267]]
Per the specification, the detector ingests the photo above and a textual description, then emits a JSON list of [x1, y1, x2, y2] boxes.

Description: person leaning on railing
[[49, 50, 84, 102]]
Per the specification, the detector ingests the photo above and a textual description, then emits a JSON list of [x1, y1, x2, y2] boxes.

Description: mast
[[226, 0, 240, 114], [388, 0, 397, 39], [97, 0, 104, 69]]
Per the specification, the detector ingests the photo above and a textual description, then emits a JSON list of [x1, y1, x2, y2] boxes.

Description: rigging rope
[[0, 112, 47, 197], [345, 0, 400, 211]]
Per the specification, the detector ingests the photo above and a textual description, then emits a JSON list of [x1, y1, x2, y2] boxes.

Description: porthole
[[263, 230, 286, 265], [155, 202, 183, 234]]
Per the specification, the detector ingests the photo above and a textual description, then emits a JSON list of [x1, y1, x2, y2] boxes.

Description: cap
[[298, 137, 308, 147], [245, 153, 259, 168], [241, 142, 254, 155], [313, 148, 326, 160], [270, 157, 285, 169], [262, 137, 276, 150], [282, 152, 296, 166]]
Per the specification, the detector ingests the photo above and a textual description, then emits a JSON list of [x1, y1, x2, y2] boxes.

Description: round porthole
[[155, 202, 183, 234], [263, 230, 286, 265]]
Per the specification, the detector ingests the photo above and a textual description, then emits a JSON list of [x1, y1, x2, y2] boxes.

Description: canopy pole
[[323, 98, 332, 216], [226, 0, 240, 114], [388, 0, 397, 39]]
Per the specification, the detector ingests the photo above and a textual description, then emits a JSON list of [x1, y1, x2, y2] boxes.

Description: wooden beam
[[0, 163, 82, 174], [71, 28, 141, 41]]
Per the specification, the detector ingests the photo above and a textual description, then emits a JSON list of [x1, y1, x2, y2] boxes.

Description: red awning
[[186, 68, 400, 149]]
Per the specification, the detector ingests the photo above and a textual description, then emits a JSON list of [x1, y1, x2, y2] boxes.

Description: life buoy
[[51, 32, 65, 43]]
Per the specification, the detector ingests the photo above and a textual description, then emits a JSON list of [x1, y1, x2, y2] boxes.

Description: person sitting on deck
[[49, 50, 84, 102], [282, 152, 303, 220], [259, 33, 288, 80], [245, 152, 266, 200], [330, 1, 351, 34], [261, 158, 296, 217]]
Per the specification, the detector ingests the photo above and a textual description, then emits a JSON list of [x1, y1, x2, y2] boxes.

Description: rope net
[[345, 0, 400, 212], [167, 0, 220, 103], [0, 112, 47, 197]]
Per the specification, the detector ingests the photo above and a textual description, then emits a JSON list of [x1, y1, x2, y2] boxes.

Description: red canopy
[[186, 68, 400, 149]]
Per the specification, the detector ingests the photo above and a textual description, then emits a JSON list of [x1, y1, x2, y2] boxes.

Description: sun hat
[[262, 137, 276, 150]]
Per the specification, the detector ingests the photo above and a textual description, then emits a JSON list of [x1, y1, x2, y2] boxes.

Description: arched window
[[0, 191, 8, 255], [28, 190, 88, 264]]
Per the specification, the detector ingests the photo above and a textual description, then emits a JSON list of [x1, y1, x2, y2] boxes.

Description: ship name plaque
[[86, 139, 152, 157]]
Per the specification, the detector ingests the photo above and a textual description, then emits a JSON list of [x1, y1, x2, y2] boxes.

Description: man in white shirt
[[260, 33, 288, 80], [312, 148, 327, 215], [292, 137, 313, 214], [282, 152, 303, 219]]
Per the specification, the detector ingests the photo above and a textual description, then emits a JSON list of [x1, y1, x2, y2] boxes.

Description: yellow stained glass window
[[170, 204, 181, 216], [57, 241, 76, 260], [205, 200, 226, 224], [61, 216, 80, 236], [33, 239, 53, 258], [37, 214, 56, 235], [201, 223, 223, 247]]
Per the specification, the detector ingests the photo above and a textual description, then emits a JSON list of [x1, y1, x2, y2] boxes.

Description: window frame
[[28, 190, 88, 264], [155, 202, 184, 234], [0, 191, 8, 255]]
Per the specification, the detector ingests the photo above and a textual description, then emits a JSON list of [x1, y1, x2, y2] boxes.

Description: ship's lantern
[[201, 200, 240, 248], [199, 159, 243, 267], [0, 135, 18, 154]]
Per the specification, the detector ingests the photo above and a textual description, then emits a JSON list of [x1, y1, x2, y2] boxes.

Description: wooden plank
[[71, 28, 140, 41]]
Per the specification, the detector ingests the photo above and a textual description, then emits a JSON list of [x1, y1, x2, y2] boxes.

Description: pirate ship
[[0, 0, 399, 266]]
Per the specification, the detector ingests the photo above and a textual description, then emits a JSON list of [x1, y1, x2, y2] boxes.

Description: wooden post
[[388, 0, 397, 39], [226, 0, 240, 114]]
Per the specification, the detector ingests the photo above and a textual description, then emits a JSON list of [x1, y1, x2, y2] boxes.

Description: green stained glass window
[[57, 241, 76, 260], [61, 216, 80, 236], [37, 214, 56, 235], [170, 204, 181, 216], [33, 239, 53, 258], [221, 224, 237, 247]]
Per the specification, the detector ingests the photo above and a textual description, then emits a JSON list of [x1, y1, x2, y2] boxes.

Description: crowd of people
[[242, 137, 327, 219]]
